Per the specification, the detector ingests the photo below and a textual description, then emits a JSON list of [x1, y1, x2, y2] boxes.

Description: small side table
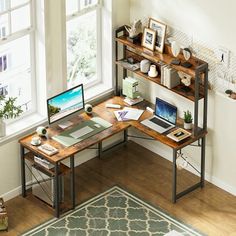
[[0, 198, 8, 231]]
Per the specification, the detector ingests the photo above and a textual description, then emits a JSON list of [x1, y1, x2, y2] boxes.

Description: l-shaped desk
[[19, 96, 207, 218]]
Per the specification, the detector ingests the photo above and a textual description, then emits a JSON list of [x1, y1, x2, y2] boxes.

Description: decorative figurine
[[178, 71, 192, 92], [181, 48, 193, 68], [125, 19, 142, 38], [171, 41, 181, 65]]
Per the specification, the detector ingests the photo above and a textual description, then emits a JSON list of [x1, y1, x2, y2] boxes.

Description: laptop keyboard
[[150, 117, 171, 128]]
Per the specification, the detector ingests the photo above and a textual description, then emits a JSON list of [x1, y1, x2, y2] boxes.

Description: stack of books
[[34, 156, 54, 169], [160, 65, 180, 89]]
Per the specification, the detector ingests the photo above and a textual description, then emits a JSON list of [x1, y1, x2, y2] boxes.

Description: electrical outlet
[[215, 47, 230, 68]]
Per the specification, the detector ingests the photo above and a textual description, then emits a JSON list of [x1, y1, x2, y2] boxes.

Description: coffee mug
[[31, 136, 41, 145]]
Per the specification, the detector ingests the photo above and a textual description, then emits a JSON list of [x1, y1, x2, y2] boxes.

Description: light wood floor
[[3, 141, 236, 236]]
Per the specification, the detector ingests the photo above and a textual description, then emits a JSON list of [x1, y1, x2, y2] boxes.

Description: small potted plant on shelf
[[0, 96, 23, 137], [184, 110, 193, 130]]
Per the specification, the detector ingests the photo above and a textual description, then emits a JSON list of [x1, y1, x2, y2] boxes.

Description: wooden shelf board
[[116, 36, 207, 78], [116, 60, 204, 101], [24, 152, 70, 176]]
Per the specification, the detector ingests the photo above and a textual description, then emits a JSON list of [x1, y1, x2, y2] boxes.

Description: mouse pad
[[52, 117, 112, 147]]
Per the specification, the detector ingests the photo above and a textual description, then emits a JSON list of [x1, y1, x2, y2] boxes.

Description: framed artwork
[[149, 18, 167, 53], [141, 27, 156, 51]]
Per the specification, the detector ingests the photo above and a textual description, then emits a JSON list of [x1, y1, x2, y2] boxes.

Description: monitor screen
[[155, 98, 177, 125], [47, 84, 84, 124]]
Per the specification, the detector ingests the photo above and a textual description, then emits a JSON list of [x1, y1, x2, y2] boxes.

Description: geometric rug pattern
[[22, 186, 204, 236]]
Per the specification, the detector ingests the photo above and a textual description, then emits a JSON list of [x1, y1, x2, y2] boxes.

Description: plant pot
[[184, 122, 192, 130], [0, 119, 6, 137]]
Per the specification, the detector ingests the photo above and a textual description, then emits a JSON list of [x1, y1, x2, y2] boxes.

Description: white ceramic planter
[[0, 119, 6, 137], [184, 122, 192, 130]]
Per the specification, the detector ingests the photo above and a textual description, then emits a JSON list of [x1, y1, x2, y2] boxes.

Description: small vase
[[184, 122, 192, 130], [0, 119, 6, 137]]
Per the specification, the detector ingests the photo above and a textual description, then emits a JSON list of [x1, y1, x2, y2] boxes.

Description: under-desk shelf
[[116, 60, 205, 101], [24, 152, 70, 177]]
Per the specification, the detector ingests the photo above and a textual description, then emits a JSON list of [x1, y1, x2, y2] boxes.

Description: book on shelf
[[167, 128, 191, 142], [34, 156, 54, 169], [161, 65, 180, 89]]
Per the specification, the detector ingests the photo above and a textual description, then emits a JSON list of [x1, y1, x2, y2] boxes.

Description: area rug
[[22, 186, 203, 236]]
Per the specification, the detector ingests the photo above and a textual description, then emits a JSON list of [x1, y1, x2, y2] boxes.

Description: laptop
[[141, 97, 177, 133]]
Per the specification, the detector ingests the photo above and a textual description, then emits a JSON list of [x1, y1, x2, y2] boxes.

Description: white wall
[[130, 0, 236, 195]]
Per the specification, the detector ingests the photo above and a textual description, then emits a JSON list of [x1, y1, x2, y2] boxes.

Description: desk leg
[[98, 142, 102, 158], [124, 129, 128, 144], [54, 163, 60, 218], [20, 145, 26, 197], [70, 156, 75, 209], [172, 149, 177, 203], [200, 137, 206, 188]]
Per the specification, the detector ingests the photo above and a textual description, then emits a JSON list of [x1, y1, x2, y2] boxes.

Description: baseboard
[[131, 136, 236, 197], [0, 181, 32, 202], [205, 174, 236, 196]]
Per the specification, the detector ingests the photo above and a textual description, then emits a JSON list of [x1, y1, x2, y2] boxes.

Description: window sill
[[84, 82, 114, 102], [0, 113, 47, 146]]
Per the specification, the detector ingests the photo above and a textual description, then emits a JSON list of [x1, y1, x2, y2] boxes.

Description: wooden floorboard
[[2, 141, 236, 236]]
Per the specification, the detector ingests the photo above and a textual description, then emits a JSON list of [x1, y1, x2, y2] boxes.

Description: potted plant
[[184, 110, 193, 130], [0, 96, 23, 137]]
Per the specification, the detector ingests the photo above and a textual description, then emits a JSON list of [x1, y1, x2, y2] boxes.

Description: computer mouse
[[94, 123, 101, 128]]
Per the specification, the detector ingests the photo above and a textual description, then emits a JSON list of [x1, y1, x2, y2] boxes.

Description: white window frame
[[0, 25, 7, 39], [0, 0, 37, 122], [66, 0, 102, 90]]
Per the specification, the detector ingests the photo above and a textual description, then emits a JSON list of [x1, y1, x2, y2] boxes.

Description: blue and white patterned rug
[[22, 186, 204, 236]]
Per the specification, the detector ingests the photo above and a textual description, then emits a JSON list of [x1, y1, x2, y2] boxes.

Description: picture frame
[[149, 18, 167, 53], [141, 27, 156, 51]]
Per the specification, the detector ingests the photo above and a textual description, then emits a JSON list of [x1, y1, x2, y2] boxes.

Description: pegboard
[[167, 26, 236, 94]]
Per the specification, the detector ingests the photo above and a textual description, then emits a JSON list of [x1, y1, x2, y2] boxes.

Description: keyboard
[[69, 126, 94, 139], [150, 117, 171, 128]]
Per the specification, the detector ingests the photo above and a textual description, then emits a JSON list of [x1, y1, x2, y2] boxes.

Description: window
[[66, 0, 101, 89], [0, 0, 35, 116]]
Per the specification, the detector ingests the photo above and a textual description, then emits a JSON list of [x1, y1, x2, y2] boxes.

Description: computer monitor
[[47, 84, 84, 125], [155, 97, 177, 125]]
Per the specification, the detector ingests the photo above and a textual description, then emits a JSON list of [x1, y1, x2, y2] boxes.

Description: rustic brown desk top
[[19, 96, 207, 163]]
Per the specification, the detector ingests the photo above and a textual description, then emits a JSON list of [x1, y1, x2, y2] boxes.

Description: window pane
[[11, 0, 29, 8], [11, 4, 30, 33], [66, 0, 78, 16], [67, 10, 97, 88], [80, 0, 98, 10], [0, 35, 32, 112], [0, 13, 9, 38], [0, 0, 10, 13]]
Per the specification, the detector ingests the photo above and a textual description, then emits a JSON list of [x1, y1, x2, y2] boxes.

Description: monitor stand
[[58, 120, 73, 129]]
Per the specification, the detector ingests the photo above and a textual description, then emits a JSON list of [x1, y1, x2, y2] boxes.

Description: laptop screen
[[155, 98, 177, 125]]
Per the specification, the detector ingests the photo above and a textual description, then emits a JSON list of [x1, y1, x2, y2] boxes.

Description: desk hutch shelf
[[115, 26, 209, 136]]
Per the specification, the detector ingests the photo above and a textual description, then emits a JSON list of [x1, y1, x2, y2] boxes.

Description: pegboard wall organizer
[[167, 26, 235, 95]]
